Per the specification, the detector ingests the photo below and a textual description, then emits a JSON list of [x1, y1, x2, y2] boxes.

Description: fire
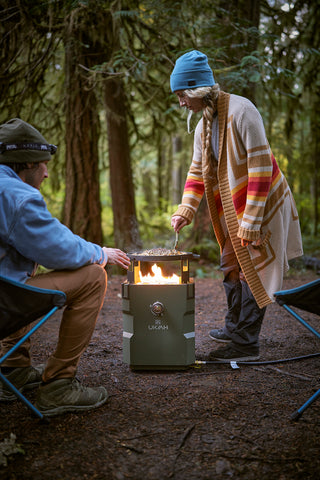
[[138, 264, 180, 285]]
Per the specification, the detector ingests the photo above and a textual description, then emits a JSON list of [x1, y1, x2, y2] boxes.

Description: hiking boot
[[208, 345, 260, 362], [0, 365, 44, 402], [35, 378, 108, 417], [209, 329, 232, 343]]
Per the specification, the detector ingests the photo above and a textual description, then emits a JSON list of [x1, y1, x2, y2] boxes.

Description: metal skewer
[[174, 231, 179, 250]]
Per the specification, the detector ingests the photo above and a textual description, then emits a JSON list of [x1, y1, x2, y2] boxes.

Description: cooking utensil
[[174, 231, 179, 250]]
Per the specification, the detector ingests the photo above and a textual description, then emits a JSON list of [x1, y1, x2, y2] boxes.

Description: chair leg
[[291, 388, 320, 421], [283, 305, 320, 339], [0, 307, 59, 365], [0, 307, 59, 421], [0, 372, 44, 420]]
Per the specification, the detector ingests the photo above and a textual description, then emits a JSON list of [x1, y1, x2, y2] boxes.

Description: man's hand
[[102, 248, 131, 269]]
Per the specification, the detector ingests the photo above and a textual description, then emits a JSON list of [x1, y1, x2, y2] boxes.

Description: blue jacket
[[0, 165, 106, 283]]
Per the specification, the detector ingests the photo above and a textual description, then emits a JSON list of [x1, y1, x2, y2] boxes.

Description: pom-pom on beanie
[[0, 118, 56, 164], [170, 50, 215, 93]]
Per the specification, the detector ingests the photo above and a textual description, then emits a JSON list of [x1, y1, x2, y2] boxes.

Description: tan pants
[[1, 264, 107, 382]]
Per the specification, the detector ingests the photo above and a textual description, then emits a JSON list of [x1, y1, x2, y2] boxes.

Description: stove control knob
[[150, 301, 164, 317]]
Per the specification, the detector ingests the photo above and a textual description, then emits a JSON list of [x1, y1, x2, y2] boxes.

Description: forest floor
[[1, 268, 320, 480]]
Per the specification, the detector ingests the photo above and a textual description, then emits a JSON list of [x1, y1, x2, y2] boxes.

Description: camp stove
[[122, 251, 199, 370]]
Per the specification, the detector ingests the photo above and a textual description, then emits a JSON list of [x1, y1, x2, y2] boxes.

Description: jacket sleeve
[[9, 192, 107, 270], [235, 102, 273, 241], [172, 120, 205, 223]]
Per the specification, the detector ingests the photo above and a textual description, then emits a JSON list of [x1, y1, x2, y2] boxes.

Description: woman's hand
[[241, 238, 253, 247], [171, 215, 188, 233]]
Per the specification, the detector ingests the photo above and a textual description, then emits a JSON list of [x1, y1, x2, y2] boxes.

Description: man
[[170, 50, 303, 361], [0, 118, 130, 416]]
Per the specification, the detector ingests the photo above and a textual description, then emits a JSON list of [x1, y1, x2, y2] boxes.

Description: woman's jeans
[[220, 236, 266, 354]]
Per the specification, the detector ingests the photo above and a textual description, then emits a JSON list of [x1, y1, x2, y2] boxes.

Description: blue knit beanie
[[170, 50, 215, 93]]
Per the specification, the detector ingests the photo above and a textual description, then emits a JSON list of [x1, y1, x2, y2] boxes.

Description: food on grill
[[130, 248, 187, 256]]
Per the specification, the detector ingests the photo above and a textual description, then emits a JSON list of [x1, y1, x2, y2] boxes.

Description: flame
[[138, 264, 180, 285]]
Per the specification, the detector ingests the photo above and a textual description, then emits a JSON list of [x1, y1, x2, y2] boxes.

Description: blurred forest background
[[0, 0, 319, 272]]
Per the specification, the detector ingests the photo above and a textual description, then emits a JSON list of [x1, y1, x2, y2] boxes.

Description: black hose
[[194, 351, 320, 366]]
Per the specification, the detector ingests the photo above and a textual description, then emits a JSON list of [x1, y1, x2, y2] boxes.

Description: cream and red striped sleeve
[[233, 102, 274, 241], [172, 120, 205, 224]]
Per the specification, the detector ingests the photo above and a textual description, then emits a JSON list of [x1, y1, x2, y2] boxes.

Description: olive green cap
[[0, 118, 56, 164]]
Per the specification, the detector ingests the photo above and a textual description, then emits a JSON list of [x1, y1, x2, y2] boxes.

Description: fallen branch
[[119, 443, 144, 454], [253, 366, 314, 381], [178, 424, 195, 450], [169, 424, 196, 478], [266, 365, 314, 381]]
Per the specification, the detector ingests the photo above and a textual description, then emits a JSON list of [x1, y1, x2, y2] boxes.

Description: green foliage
[[294, 194, 314, 235], [137, 208, 176, 249], [194, 265, 223, 280], [301, 235, 320, 258], [1, 0, 319, 244], [189, 238, 221, 264]]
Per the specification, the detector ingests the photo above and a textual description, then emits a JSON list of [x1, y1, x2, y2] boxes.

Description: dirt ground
[[1, 269, 320, 480]]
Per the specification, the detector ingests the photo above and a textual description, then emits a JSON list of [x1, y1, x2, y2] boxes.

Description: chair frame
[[274, 278, 320, 420], [0, 275, 66, 420]]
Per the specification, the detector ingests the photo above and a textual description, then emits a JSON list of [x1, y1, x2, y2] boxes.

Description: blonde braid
[[203, 102, 214, 162], [183, 85, 220, 170], [202, 87, 219, 173]]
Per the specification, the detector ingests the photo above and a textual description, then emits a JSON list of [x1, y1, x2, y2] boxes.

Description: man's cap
[[0, 118, 56, 164]]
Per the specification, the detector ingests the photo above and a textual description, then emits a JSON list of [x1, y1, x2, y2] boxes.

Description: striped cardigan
[[174, 91, 303, 308]]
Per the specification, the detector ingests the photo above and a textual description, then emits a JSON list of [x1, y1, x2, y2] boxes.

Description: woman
[[170, 50, 303, 361]]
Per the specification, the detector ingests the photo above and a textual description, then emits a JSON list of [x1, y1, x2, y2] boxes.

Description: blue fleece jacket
[[0, 165, 106, 283]]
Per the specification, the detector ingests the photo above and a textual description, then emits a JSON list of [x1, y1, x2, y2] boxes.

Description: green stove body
[[122, 253, 196, 370]]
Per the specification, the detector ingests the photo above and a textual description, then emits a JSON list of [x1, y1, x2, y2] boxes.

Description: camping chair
[[0, 275, 66, 420], [274, 278, 320, 420]]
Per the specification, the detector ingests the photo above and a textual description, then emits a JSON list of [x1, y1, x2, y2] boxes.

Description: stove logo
[[148, 302, 168, 331], [150, 301, 164, 317], [148, 318, 169, 331]]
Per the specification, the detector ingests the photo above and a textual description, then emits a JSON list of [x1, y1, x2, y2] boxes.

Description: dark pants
[[220, 236, 266, 354]]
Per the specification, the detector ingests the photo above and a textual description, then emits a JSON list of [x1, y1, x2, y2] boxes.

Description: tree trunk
[[157, 133, 164, 210], [104, 77, 142, 252], [63, 9, 103, 244], [171, 135, 183, 205], [311, 96, 320, 236]]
